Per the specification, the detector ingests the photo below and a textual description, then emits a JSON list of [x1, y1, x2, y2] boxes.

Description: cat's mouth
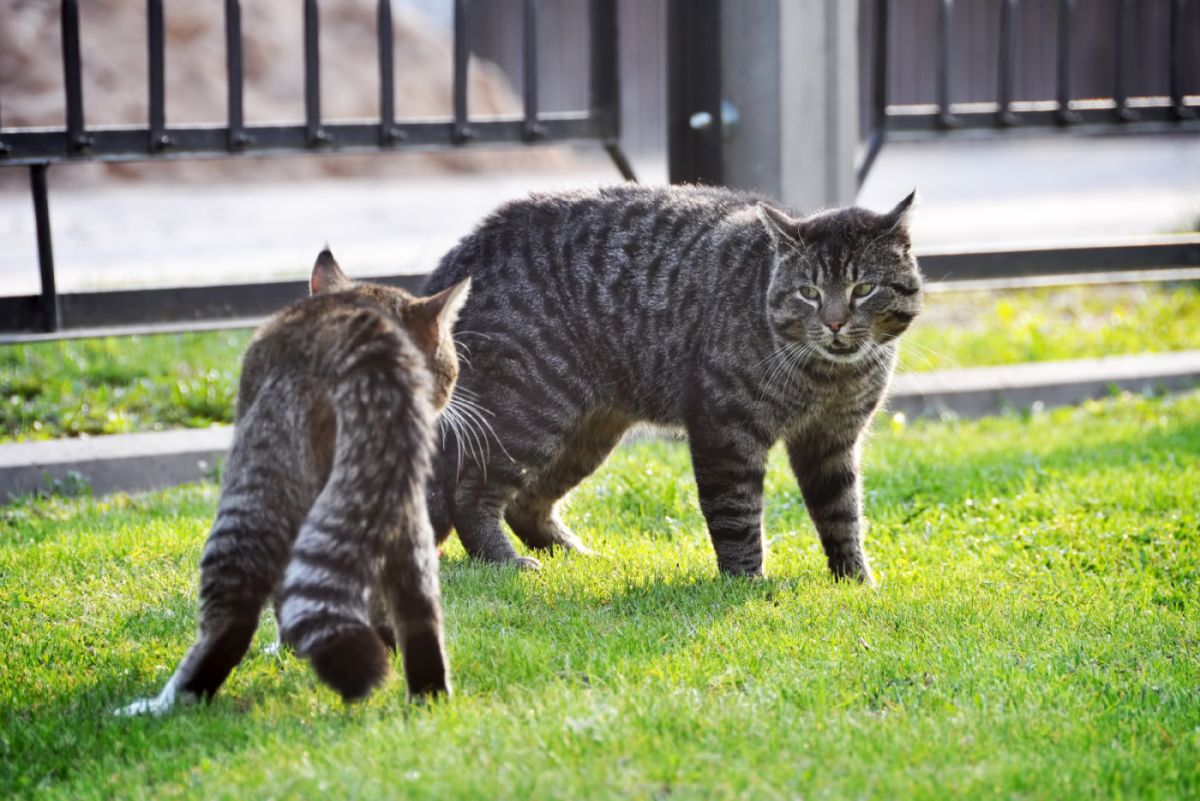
[[825, 340, 859, 354], [818, 339, 866, 363]]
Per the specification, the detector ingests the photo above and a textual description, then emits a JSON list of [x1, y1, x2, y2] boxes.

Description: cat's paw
[[514, 555, 543, 570], [828, 557, 876, 588], [262, 637, 293, 659], [566, 541, 596, 557], [113, 676, 198, 717]]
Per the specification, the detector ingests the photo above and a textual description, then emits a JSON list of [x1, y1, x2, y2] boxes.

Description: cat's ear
[[756, 203, 807, 249], [310, 248, 352, 295], [411, 277, 471, 344], [881, 189, 918, 237]]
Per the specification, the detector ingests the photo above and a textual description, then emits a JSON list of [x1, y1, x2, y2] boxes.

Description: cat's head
[[757, 191, 923, 365], [310, 249, 470, 410]]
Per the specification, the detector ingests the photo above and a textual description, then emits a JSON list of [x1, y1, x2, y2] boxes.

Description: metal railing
[[858, 0, 1200, 183], [0, 0, 633, 340], [848, 0, 1200, 285]]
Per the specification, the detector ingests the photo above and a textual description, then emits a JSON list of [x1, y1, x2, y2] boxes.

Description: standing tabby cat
[[119, 250, 468, 714], [424, 185, 922, 582]]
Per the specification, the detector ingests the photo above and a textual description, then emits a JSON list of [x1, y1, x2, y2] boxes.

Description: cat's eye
[[798, 286, 820, 300], [851, 283, 875, 298]]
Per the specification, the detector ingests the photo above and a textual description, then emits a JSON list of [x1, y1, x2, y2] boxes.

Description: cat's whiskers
[[452, 398, 517, 464], [896, 338, 957, 373], [438, 406, 468, 479], [756, 343, 795, 401], [454, 408, 489, 480], [453, 330, 495, 342], [759, 341, 810, 402], [796, 341, 821, 373]]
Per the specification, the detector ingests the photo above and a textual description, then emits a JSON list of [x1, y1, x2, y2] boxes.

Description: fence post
[[30, 165, 60, 333], [716, 0, 859, 210], [667, 0, 723, 185]]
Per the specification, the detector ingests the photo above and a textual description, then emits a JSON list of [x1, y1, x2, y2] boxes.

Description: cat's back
[[236, 291, 417, 419], [426, 183, 769, 292]]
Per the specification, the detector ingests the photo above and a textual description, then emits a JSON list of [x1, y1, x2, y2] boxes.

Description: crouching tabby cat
[[424, 185, 922, 583], [118, 250, 469, 714]]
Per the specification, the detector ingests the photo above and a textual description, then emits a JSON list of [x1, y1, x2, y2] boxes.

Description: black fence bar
[[61, 0, 91, 152], [997, 0, 1018, 126], [224, 0, 250, 150], [1113, 0, 1135, 121], [29, 165, 60, 334], [1170, 0, 1196, 120], [589, 0, 621, 137], [857, 0, 889, 185], [522, 0, 542, 140], [0, 274, 427, 338], [452, 0, 472, 142], [1056, 0, 1078, 124], [3, 237, 1198, 340], [147, 0, 169, 151], [885, 103, 1200, 139], [304, 0, 329, 145], [936, 0, 957, 129], [377, 0, 402, 145], [591, 0, 632, 180], [0, 97, 10, 156], [667, 0, 722, 184], [918, 236, 1200, 283], [0, 115, 606, 167]]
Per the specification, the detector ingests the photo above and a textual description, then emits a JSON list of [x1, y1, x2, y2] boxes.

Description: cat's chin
[[816, 343, 869, 364]]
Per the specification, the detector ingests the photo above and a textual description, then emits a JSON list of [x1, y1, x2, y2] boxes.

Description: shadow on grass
[[1, 561, 789, 796]]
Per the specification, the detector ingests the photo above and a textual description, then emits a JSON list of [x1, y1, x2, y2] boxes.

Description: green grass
[[0, 331, 249, 442], [903, 283, 1200, 373], [2, 390, 1197, 799], [4, 283, 1200, 443]]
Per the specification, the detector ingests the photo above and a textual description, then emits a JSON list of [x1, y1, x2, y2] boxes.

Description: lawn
[[2, 390, 1197, 799], [3, 282, 1199, 442]]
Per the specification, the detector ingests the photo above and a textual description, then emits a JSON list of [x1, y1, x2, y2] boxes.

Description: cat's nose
[[827, 321, 844, 333]]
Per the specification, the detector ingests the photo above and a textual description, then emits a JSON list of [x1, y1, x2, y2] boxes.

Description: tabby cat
[[119, 250, 469, 714], [423, 185, 921, 582]]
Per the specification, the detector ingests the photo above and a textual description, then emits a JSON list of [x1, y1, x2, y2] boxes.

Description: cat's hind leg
[[504, 408, 628, 555], [379, 506, 449, 698], [117, 483, 299, 715]]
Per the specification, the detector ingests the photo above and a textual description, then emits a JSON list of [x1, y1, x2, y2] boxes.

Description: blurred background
[[0, 0, 1195, 472], [1, 0, 1196, 303]]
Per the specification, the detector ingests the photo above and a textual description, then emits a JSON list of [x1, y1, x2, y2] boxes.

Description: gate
[[0, 0, 633, 340], [856, 0, 1200, 283]]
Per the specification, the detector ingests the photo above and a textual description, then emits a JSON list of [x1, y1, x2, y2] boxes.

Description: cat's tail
[[276, 308, 445, 701]]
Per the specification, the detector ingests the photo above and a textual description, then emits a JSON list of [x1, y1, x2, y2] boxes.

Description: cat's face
[[310, 250, 469, 410], [760, 192, 923, 365]]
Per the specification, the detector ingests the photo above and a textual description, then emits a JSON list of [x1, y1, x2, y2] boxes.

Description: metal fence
[[0, 0, 632, 340], [852, 0, 1200, 284], [858, 0, 1200, 183]]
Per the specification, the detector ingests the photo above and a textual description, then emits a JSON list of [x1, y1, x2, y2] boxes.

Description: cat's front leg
[[786, 432, 875, 586], [687, 421, 770, 577]]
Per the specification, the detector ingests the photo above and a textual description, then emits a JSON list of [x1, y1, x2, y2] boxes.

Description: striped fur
[[423, 185, 923, 581], [118, 250, 468, 714]]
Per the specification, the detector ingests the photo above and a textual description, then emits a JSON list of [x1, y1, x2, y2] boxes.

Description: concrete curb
[[2, 351, 1199, 501], [0, 427, 232, 500], [887, 350, 1200, 419]]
